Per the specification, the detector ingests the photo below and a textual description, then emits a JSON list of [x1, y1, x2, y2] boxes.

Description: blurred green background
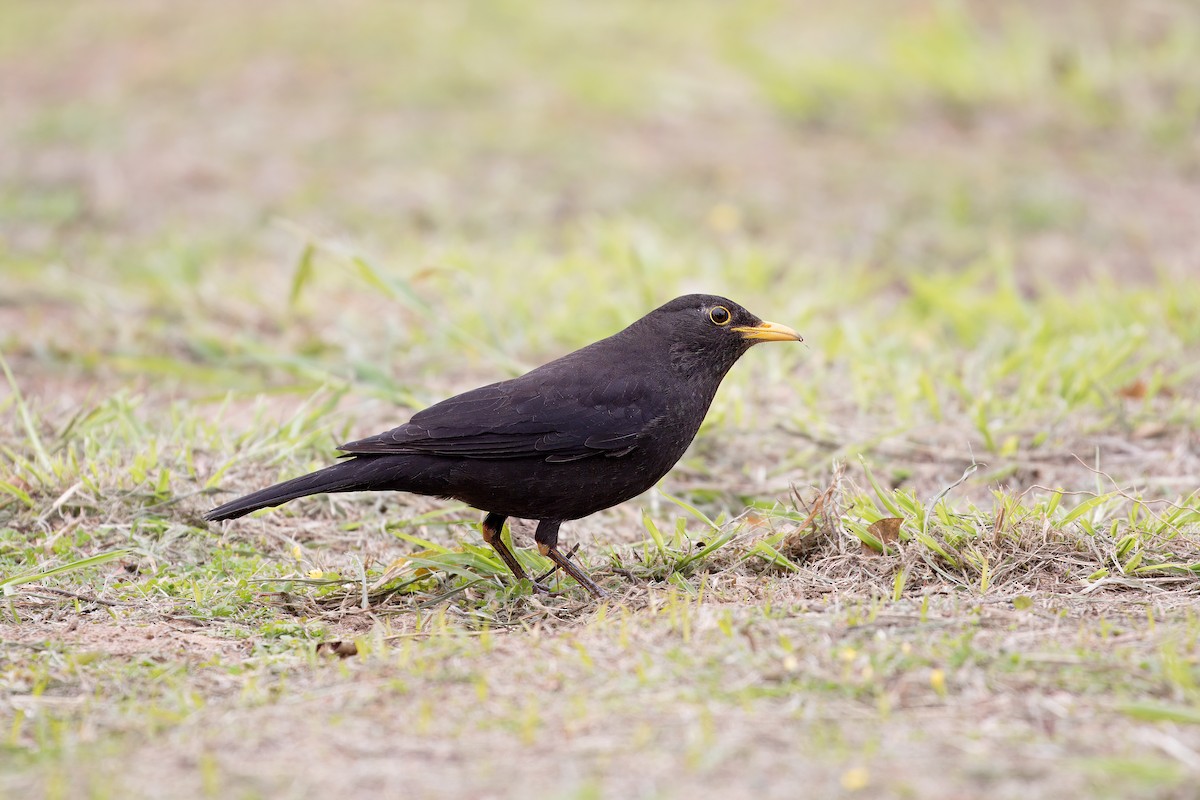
[[3, 0, 1198, 506], [4, 0, 1198, 507], [5, 0, 1197, 299]]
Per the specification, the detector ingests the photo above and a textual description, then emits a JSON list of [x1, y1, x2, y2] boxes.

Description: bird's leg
[[534, 520, 607, 599], [534, 543, 579, 583], [480, 513, 552, 594], [480, 513, 525, 578]]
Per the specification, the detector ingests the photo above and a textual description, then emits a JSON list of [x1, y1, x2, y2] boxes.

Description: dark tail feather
[[205, 458, 390, 521]]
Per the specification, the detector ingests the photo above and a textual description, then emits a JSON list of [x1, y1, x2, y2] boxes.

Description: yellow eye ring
[[709, 306, 731, 326]]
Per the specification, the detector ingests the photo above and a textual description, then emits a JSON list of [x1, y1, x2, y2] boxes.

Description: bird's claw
[[533, 543, 579, 584], [528, 579, 557, 596], [540, 544, 607, 599]]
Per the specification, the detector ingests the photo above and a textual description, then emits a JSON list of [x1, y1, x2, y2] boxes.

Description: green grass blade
[[2, 547, 135, 595]]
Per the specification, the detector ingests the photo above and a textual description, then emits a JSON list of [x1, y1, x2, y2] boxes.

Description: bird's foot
[[533, 543, 579, 585], [538, 543, 607, 599], [524, 544, 579, 597], [481, 523, 599, 598], [528, 579, 557, 596]]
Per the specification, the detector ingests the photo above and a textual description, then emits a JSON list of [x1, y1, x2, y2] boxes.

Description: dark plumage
[[205, 294, 802, 597]]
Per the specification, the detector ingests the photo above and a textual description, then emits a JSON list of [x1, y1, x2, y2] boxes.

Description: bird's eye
[[709, 306, 731, 326]]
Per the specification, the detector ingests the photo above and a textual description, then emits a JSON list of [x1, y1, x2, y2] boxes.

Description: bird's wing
[[336, 373, 655, 462]]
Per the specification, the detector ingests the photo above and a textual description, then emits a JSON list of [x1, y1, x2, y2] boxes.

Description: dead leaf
[[316, 640, 358, 658], [863, 517, 903, 555], [370, 550, 440, 590], [1118, 380, 1175, 401], [1134, 422, 1169, 439], [1117, 380, 1147, 400]]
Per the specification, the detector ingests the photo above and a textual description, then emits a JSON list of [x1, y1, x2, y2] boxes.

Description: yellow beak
[[733, 320, 803, 343]]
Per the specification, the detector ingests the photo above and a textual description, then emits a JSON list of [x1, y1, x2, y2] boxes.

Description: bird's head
[[637, 294, 802, 377]]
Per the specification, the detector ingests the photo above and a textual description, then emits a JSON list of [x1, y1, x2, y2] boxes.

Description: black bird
[[205, 294, 801, 597]]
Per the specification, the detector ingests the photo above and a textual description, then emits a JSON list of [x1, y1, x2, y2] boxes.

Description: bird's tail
[[204, 458, 388, 521]]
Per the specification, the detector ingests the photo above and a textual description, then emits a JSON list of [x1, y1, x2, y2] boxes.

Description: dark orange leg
[[534, 520, 607, 599], [481, 513, 550, 594]]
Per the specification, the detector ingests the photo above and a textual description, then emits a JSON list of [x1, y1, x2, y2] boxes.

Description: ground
[[2, 1, 1200, 798]]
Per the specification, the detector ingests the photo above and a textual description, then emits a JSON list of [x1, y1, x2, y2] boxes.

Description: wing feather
[[337, 371, 653, 461]]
